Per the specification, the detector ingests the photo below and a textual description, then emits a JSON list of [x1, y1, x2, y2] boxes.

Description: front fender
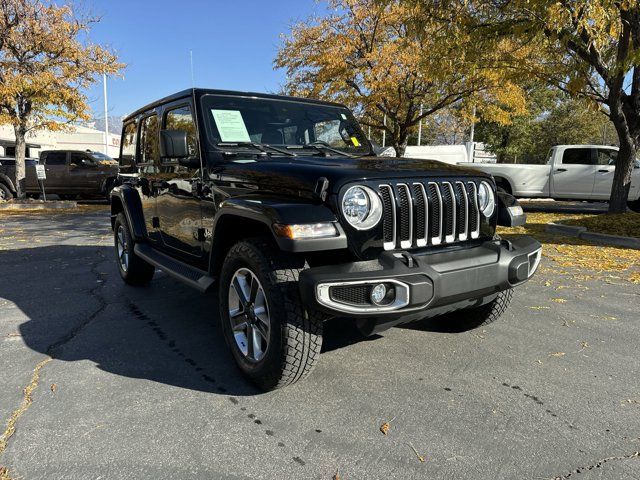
[[110, 184, 148, 241], [496, 190, 526, 227], [213, 197, 348, 252]]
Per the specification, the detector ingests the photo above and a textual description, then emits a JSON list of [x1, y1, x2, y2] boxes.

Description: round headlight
[[342, 185, 382, 230], [478, 181, 496, 217]]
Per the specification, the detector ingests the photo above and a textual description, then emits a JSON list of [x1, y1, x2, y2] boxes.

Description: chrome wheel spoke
[[253, 320, 268, 342], [116, 226, 128, 272], [251, 326, 263, 359], [232, 275, 250, 306], [249, 275, 260, 303]]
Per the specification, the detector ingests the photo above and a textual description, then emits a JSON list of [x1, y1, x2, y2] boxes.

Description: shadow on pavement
[[521, 200, 609, 214], [2, 244, 487, 396], [1, 245, 259, 397]]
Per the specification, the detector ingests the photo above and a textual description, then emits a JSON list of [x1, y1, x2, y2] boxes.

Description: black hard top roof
[[122, 88, 348, 123]]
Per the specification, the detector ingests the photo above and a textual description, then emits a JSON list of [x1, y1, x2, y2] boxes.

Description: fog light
[[370, 283, 387, 305]]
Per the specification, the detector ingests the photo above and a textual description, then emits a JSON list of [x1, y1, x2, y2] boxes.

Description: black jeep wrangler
[[110, 88, 541, 390]]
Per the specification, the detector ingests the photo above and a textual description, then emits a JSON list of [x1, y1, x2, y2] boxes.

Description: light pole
[[417, 104, 423, 146], [382, 114, 386, 147], [103, 73, 109, 155], [467, 105, 476, 162]]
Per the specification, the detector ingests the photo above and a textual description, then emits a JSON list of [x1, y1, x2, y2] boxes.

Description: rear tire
[[219, 237, 323, 391], [113, 213, 155, 286], [628, 200, 640, 213], [0, 183, 13, 201], [460, 289, 513, 328]]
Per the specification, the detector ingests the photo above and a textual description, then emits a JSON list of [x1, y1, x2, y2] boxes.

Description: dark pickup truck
[[0, 150, 118, 201], [110, 88, 542, 390]]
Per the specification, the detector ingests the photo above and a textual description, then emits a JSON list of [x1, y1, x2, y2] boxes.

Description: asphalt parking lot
[[0, 209, 639, 480]]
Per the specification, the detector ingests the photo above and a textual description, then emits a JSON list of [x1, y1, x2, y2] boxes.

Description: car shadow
[[2, 245, 260, 396], [2, 244, 488, 396]]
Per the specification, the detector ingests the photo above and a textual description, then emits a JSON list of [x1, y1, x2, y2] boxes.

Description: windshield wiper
[[283, 144, 355, 158], [216, 142, 296, 157]]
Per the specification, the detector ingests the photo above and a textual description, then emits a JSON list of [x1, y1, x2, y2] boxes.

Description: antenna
[[190, 50, 195, 88]]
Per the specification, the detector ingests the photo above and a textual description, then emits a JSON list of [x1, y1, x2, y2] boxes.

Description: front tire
[[219, 238, 323, 391], [460, 289, 514, 328], [113, 213, 155, 285], [628, 200, 640, 213]]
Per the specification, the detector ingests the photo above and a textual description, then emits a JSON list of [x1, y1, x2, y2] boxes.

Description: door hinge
[[152, 216, 160, 228]]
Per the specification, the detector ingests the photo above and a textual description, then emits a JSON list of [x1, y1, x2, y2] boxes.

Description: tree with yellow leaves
[[430, 0, 640, 213], [275, 0, 528, 157], [0, 0, 124, 198]]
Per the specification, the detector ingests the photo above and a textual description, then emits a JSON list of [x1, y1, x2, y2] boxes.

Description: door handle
[[555, 168, 567, 172], [598, 169, 609, 173]]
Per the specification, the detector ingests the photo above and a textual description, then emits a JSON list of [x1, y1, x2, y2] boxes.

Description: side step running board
[[134, 244, 215, 293]]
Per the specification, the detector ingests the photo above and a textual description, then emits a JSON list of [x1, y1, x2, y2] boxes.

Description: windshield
[[201, 94, 371, 156]]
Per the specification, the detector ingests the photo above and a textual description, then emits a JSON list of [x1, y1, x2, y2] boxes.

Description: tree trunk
[[13, 125, 27, 200], [393, 129, 409, 157], [608, 134, 635, 213], [608, 113, 636, 213]]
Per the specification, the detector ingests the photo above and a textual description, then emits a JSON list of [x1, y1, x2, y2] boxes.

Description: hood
[[216, 154, 491, 195]]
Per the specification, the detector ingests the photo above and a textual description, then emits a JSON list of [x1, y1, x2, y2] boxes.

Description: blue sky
[[84, 0, 327, 119]]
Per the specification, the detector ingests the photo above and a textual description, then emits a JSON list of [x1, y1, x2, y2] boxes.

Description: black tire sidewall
[[219, 243, 286, 383], [628, 200, 640, 213], [0, 183, 13, 201]]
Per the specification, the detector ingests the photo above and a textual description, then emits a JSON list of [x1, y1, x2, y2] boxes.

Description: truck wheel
[[219, 238, 323, 391], [113, 213, 155, 285], [628, 200, 640, 213], [0, 183, 13, 201], [460, 289, 513, 328], [495, 179, 512, 195]]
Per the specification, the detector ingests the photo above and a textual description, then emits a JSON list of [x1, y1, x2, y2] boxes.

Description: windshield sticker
[[211, 109, 251, 142], [351, 136, 361, 147], [340, 113, 347, 120]]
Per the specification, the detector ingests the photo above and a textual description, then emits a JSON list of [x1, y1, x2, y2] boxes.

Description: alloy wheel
[[116, 225, 129, 272], [228, 268, 270, 362]]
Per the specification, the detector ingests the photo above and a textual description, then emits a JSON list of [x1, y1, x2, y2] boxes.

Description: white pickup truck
[[465, 145, 640, 210]]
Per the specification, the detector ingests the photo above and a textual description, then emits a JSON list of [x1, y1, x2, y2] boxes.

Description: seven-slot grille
[[379, 180, 482, 250]]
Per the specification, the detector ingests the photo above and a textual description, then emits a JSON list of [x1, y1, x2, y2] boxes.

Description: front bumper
[[299, 236, 541, 318]]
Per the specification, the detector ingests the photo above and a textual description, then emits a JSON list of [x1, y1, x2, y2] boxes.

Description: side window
[[139, 114, 159, 164], [164, 106, 198, 159], [121, 122, 137, 164], [70, 152, 90, 167], [561, 148, 593, 165], [45, 151, 67, 165], [596, 149, 617, 166]]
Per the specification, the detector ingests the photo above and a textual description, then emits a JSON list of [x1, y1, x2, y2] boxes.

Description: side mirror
[[160, 130, 189, 159]]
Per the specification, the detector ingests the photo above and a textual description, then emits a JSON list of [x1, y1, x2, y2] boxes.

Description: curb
[[546, 222, 640, 250], [0, 201, 78, 211]]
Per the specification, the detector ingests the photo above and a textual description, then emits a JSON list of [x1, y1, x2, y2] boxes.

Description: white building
[[0, 124, 120, 159]]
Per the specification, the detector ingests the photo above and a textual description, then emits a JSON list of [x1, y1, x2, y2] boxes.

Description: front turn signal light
[[273, 222, 338, 240]]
